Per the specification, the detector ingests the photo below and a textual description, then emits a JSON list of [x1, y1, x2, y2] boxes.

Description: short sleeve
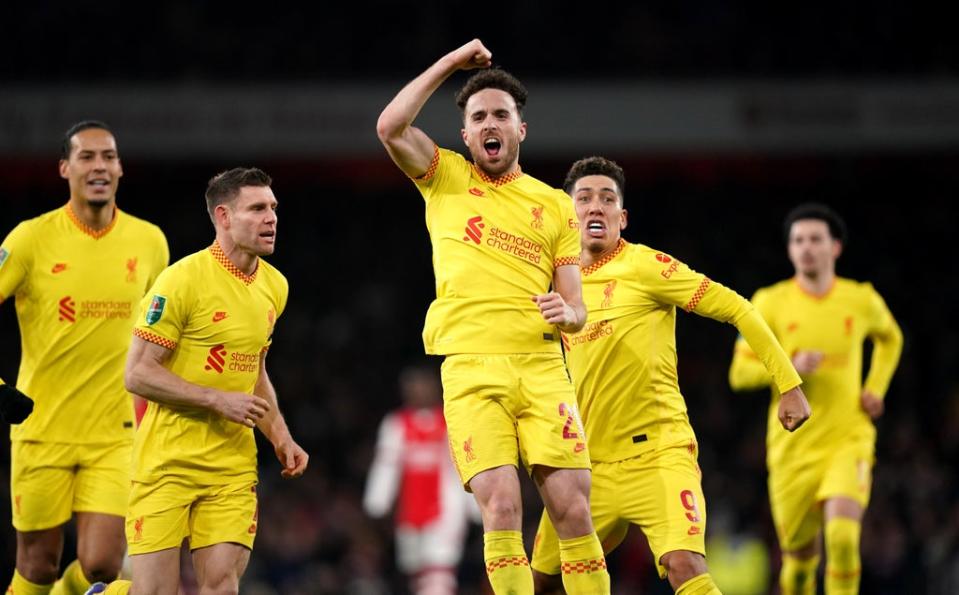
[[132, 267, 191, 350], [0, 222, 34, 302], [553, 196, 581, 268]]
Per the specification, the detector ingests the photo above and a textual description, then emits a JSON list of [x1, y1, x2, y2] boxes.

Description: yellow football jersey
[[130, 242, 287, 484], [412, 148, 580, 355], [0, 205, 168, 443], [564, 240, 800, 463], [729, 278, 902, 468]]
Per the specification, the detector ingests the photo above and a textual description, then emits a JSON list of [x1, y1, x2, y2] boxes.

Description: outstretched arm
[[376, 39, 492, 177]]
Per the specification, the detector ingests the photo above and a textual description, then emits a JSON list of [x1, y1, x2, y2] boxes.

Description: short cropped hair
[[61, 120, 114, 159], [205, 167, 273, 219], [563, 156, 626, 204], [783, 203, 848, 245], [455, 69, 528, 117]]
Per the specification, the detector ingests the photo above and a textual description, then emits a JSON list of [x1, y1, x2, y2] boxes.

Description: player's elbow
[[124, 361, 149, 395], [376, 111, 405, 146]]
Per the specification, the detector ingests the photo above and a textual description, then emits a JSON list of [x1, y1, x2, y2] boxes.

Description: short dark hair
[[61, 120, 114, 159], [783, 202, 847, 245], [563, 156, 626, 203], [455, 68, 528, 117], [205, 167, 273, 218]]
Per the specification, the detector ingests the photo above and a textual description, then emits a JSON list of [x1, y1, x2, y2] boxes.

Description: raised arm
[[125, 335, 269, 427], [253, 351, 308, 478], [376, 39, 492, 178]]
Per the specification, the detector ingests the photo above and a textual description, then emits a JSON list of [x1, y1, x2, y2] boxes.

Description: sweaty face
[[572, 175, 627, 255], [787, 219, 840, 277], [461, 88, 527, 178], [223, 186, 278, 257], [59, 128, 123, 207]]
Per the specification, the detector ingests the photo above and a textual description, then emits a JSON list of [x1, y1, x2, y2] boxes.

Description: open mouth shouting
[[585, 219, 607, 238], [483, 137, 502, 158]]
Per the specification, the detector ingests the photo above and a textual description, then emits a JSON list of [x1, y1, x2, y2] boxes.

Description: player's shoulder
[[517, 173, 567, 201], [754, 278, 794, 301], [119, 210, 167, 242], [626, 242, 678, 273], [835, 276, 881, 301], [256, 258, 289, 294]]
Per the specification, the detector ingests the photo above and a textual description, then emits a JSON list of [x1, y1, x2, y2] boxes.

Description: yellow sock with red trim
[[824, 518, 861, 595], [102, 581, 131, 595], [50, 560, 92, 595], [484, 530, 533, 595], [675, 573, 722, 594], [558, 533, 610, 594], [7, 570, 53, 595], [780, 554, 819, 595]]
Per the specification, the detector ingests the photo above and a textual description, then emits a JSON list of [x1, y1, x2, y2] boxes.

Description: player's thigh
[[126, 479, 193, 556], [441, 355, 520, 486], [817, 441, 874, 510], [514, 353, 590, 472], [10, 441, 77, 531], [768, 461, 825, 552], [622, 446, 707, 580], [75, 440, 132, 518], [189, 481, 258, 552]]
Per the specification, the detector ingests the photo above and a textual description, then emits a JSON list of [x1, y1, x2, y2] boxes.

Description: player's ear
[[58, 159, 69, 180], [461, 128, 468, 148], [833, 239, 842, 259], [620, 208, 628, 231], [518, 121, 527, 143], [214, 204, 231, 229]]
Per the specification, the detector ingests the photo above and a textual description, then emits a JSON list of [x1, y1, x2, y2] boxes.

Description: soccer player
[[89, 168, 308, 595], [377, 39, 610, 594], [531, 157, 811, 595], [0, 120, 169, 595], [363, 365, 478, 595], [729, 203, 903, 595]]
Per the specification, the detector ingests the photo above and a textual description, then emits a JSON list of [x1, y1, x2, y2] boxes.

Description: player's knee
[[197, 574, 240, 595], [17, 547, 60, 583], [80, 558, 123, 584], [532, 569, 563, 594], [661, 550, 707, 586], [825, 518, 860, 565], [480, 495, 522, 529], [547, 494, 591, 534]]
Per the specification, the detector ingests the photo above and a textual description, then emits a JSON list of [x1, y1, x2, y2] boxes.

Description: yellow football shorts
[[532, 441, 707, 579], [10, 440, 131, 531], [769, 440, 874, 551], [441, 353, 591, 488], [126, 477, 258, 555]]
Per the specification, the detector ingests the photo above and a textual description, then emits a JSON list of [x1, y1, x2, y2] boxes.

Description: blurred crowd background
[[1, 2, 957, 593]]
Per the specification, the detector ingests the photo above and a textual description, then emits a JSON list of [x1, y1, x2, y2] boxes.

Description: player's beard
[[86, 198, 111, 208], [472, 139, 519, 179]]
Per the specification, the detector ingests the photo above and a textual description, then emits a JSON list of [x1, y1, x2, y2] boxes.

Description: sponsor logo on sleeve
[[145, 295, 167, 325]]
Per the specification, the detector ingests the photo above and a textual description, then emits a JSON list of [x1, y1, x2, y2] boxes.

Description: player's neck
[[795, 269, 835, 297], [215, 235, 259, 276], [580, 239, 620, 268], [68, 197, 116, 231]]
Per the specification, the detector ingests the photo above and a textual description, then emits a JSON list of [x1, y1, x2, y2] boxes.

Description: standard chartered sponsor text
[[79, 300, 133, 319], [570, 320, 613, 345], [229, 351, 259, 372], [487, 226, 543, 264]]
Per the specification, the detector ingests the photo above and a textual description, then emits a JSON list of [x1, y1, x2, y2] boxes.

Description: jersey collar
[[472, 164, 524, 187], [581, 239, 626, 276], [209, 241, 258, 285], [65, 203, 119, 239]]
